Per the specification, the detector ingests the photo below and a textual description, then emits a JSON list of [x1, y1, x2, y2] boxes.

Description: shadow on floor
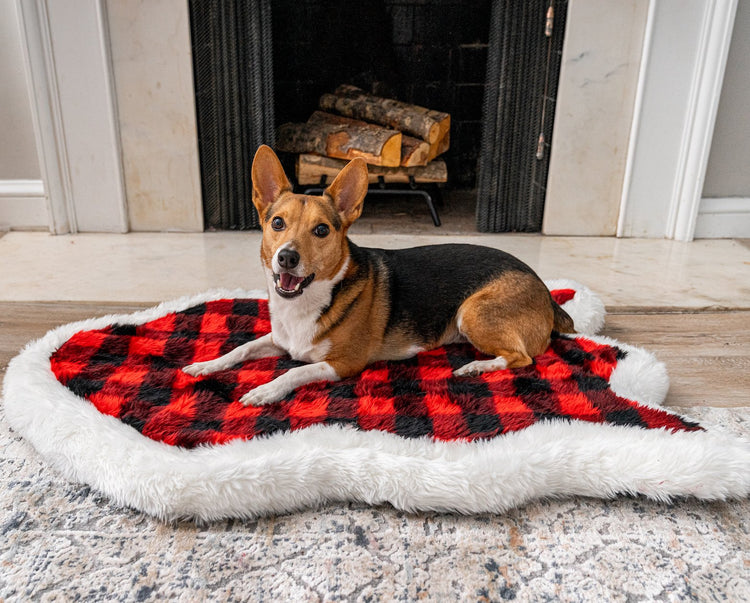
[[349, 190, 479, 235]]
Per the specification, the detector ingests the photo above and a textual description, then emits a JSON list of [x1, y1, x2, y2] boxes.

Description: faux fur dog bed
[[3, 280, 749, 521]]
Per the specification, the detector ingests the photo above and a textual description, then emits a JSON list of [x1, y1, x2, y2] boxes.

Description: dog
[[183, 145, 575, 406]]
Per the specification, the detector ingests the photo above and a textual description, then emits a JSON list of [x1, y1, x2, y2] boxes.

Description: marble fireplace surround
[[17, 0, 737, 239]]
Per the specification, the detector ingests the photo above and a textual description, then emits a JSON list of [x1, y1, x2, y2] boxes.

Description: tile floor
[[1, 231, 749, 309]]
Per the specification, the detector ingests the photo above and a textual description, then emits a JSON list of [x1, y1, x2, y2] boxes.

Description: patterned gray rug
[[1, 405, 748, 601]]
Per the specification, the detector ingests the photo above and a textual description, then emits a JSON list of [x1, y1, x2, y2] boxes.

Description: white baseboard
[[694, 197, 750, 238], [0, 180, 48, 230]]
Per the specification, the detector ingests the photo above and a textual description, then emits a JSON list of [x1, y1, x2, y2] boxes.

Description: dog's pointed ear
[[251, 145, 292, 220], [325, 157, 368, 226]]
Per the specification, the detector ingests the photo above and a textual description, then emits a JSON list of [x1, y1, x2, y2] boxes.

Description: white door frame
[[16, 0, 128, 234], [618, 0, 739, 240]]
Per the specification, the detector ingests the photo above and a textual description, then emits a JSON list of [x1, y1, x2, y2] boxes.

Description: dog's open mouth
[[274, 272, 316, 298]]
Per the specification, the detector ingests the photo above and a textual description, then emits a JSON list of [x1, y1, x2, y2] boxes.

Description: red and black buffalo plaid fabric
[[49, 292, 701, 449]]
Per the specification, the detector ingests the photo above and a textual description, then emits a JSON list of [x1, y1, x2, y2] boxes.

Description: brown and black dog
[[184, 145, 575, 405]]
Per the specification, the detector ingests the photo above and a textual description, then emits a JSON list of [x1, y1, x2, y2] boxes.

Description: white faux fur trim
[[3, 288, 749, 521], [545, 278, 606, 335]]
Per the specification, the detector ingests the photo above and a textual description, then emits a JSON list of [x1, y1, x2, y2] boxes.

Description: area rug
[[3, 281, 749, 521]]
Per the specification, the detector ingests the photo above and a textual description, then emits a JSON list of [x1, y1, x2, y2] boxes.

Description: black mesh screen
[[189, 0, 275, 230], [476, 0, 567, 232]]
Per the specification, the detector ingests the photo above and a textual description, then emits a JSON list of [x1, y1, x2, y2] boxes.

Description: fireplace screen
[[189, 0, 566, 232]]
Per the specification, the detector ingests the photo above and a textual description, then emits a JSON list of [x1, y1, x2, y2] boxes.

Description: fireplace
[[189, 0, 566, 232]]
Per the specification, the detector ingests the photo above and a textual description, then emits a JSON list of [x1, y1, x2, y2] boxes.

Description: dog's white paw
[[453, 357, 508, 377], [182, 360, 224, 377], [240, 381, 288, 406]]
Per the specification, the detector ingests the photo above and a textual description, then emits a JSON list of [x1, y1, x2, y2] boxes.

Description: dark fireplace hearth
[[189, 0, 566, 232]]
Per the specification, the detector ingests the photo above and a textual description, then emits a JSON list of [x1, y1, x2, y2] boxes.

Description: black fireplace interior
[[272, 0, 489, 190], [189, 0, 566, 232]]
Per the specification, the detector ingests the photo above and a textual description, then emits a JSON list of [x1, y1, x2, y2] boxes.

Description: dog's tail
[[552, 302, 576, 334]]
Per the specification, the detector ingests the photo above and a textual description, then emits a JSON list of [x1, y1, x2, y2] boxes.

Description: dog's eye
[[313, 224, 330, 238], [271, 217, 285, 231]]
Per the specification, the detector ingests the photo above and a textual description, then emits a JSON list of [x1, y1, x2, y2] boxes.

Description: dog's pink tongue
[[279, 273, 303, 290]]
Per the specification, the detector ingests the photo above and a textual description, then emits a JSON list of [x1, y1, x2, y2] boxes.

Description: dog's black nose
[[277, 248, 300, 270]]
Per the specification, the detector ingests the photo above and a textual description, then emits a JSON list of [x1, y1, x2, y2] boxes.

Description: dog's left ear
[[325, 157, 369, 226], [251, 145, 292, 220]]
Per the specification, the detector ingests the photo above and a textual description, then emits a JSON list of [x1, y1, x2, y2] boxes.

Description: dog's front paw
[[183, 360, 223, 377], [240, 381, 288, 406]]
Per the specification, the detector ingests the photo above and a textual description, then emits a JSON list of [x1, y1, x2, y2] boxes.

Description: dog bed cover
[[3, 281, 749, 520]]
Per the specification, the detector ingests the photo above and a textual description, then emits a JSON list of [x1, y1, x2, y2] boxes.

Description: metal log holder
[[302, 174, 442, 227]]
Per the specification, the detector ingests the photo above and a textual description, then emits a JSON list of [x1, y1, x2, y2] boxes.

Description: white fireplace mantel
[[15, 0, 738, 240]]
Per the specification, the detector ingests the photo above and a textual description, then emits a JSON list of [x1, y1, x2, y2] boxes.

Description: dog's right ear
[[251, 145, 292, 220]]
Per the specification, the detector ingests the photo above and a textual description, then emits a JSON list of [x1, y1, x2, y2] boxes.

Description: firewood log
[[428, 130, 450, 162], [400, 129, 451, 167], [320, 84, 450, 144], [276, 111, 402, 167], [400, 136, 431, 167], [296, 153, 447, 185]]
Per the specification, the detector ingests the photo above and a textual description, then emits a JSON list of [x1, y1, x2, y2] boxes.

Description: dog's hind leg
[[452, 273, 553, 377], [453, 350, 526, 377]]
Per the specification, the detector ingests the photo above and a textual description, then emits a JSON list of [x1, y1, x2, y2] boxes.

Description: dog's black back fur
[[348, 242, 546, 344]]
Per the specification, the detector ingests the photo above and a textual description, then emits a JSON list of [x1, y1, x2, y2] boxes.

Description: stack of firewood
[[276, 85, 450, 185]]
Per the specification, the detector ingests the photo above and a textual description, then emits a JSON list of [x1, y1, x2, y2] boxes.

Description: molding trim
[[0, 180, 45, 196], [0, 179, 47, 230], [617, 0, 656, 238], [694, 197, 750, 238], [618, 0, 739, 240], [16, 0, 73, 233], [92, 0, 129, 232], [668, 0, 739, 241], [15, 0, 128, 234]]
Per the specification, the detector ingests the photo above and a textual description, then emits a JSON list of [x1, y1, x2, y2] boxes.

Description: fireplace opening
[[189, 1, 566, 233]]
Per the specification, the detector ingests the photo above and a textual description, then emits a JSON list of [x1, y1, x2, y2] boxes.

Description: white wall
[[696, 0, 750, 238], [0, 0, 39, 180], [0, 0, 46, 230], [702, 0, 750, 198]]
